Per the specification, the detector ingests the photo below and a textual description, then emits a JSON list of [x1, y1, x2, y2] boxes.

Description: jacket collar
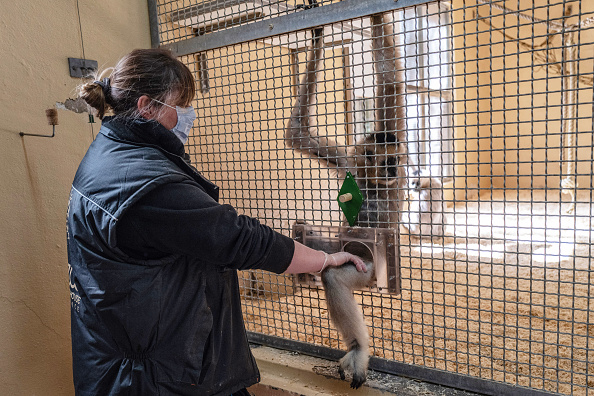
[[100, 116, 185, 157], [98, 115, 220, 202]]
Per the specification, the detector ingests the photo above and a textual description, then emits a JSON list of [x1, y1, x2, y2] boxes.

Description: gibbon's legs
[[322, 243, 374, 389], [286, 13, 406, 388]]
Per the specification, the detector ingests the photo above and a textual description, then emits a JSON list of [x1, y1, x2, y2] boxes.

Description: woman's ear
[[137, 95, 154, 118]]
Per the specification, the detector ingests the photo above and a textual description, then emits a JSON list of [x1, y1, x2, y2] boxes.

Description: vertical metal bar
[[342, 46, 354, 146], [147, 0, 160, 48], [290, 48, 298, 98], [196, 53, 210, 93]]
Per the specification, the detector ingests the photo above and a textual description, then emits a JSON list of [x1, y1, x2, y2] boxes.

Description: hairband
[[94, 78, 112, 100]]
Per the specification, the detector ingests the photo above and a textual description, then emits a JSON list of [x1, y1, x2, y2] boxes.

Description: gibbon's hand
[[327, 252, 367, 273]]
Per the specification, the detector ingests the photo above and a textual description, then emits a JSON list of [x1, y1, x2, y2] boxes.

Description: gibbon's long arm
[[285, 28, 350, 169], [370, 14, 407, 152]]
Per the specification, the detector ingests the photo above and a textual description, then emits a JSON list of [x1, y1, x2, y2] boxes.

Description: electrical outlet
[[68, 57, 98, 78]]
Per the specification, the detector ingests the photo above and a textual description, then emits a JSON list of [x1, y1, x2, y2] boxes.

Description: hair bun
[[79, 79, 111, 119]]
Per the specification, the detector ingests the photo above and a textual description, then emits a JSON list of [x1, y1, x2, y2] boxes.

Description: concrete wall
[[0, 1, 151, 394]]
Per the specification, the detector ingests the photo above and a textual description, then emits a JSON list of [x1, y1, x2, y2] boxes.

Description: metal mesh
[[152, 0, 594, 394], [156, 0, 340, 44]]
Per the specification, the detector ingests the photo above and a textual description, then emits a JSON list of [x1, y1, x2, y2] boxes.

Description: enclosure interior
[[155, 0, 594, 394]]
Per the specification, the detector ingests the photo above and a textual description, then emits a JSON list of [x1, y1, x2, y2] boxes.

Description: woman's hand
[[325, 252, 367, 273], [284, 242, 368, 274]]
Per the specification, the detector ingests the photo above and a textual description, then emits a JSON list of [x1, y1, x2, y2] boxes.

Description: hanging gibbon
[[285, 13, 406, 388]]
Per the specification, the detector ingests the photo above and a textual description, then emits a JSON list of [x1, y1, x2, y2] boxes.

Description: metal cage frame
[[148, 1, 594, 395]]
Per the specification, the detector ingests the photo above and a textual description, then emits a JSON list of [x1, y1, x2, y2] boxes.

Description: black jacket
[[67, 116, 294, 395]]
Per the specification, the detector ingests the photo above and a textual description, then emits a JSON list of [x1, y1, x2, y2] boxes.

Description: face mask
[[152, 99, 197, 145]]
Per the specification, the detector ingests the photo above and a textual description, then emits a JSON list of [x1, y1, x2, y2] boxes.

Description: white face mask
[[152, 99, 197, 145]]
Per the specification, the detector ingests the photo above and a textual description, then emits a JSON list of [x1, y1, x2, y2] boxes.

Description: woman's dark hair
[[79, 48, 196, 119]]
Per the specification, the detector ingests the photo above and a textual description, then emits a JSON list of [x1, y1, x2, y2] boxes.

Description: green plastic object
[[337, 171, 364, 226]]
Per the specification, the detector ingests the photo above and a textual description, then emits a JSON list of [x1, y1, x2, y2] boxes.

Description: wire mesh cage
[[151, 0, 594, 394]]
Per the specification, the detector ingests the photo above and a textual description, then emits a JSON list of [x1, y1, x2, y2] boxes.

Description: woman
[[67, 48, 365, 396]]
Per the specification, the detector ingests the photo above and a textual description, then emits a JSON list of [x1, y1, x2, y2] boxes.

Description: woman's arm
[[117, 181, 365, 275]]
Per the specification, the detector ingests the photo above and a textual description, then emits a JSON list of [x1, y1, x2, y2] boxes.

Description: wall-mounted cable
[[75, 0, 95, 140]]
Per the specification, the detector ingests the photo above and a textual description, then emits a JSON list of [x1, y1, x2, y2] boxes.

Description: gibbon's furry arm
[[286, 13, 406, 388], [285, 27, 350, 170]]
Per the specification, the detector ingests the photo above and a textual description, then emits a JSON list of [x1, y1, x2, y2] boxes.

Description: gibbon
[[285, 13, 406, 388], [401, 167, 444, 237]]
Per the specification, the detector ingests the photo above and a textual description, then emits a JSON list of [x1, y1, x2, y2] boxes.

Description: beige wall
[[452, 0, 594, 196], [0, 1, 151, 394]]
